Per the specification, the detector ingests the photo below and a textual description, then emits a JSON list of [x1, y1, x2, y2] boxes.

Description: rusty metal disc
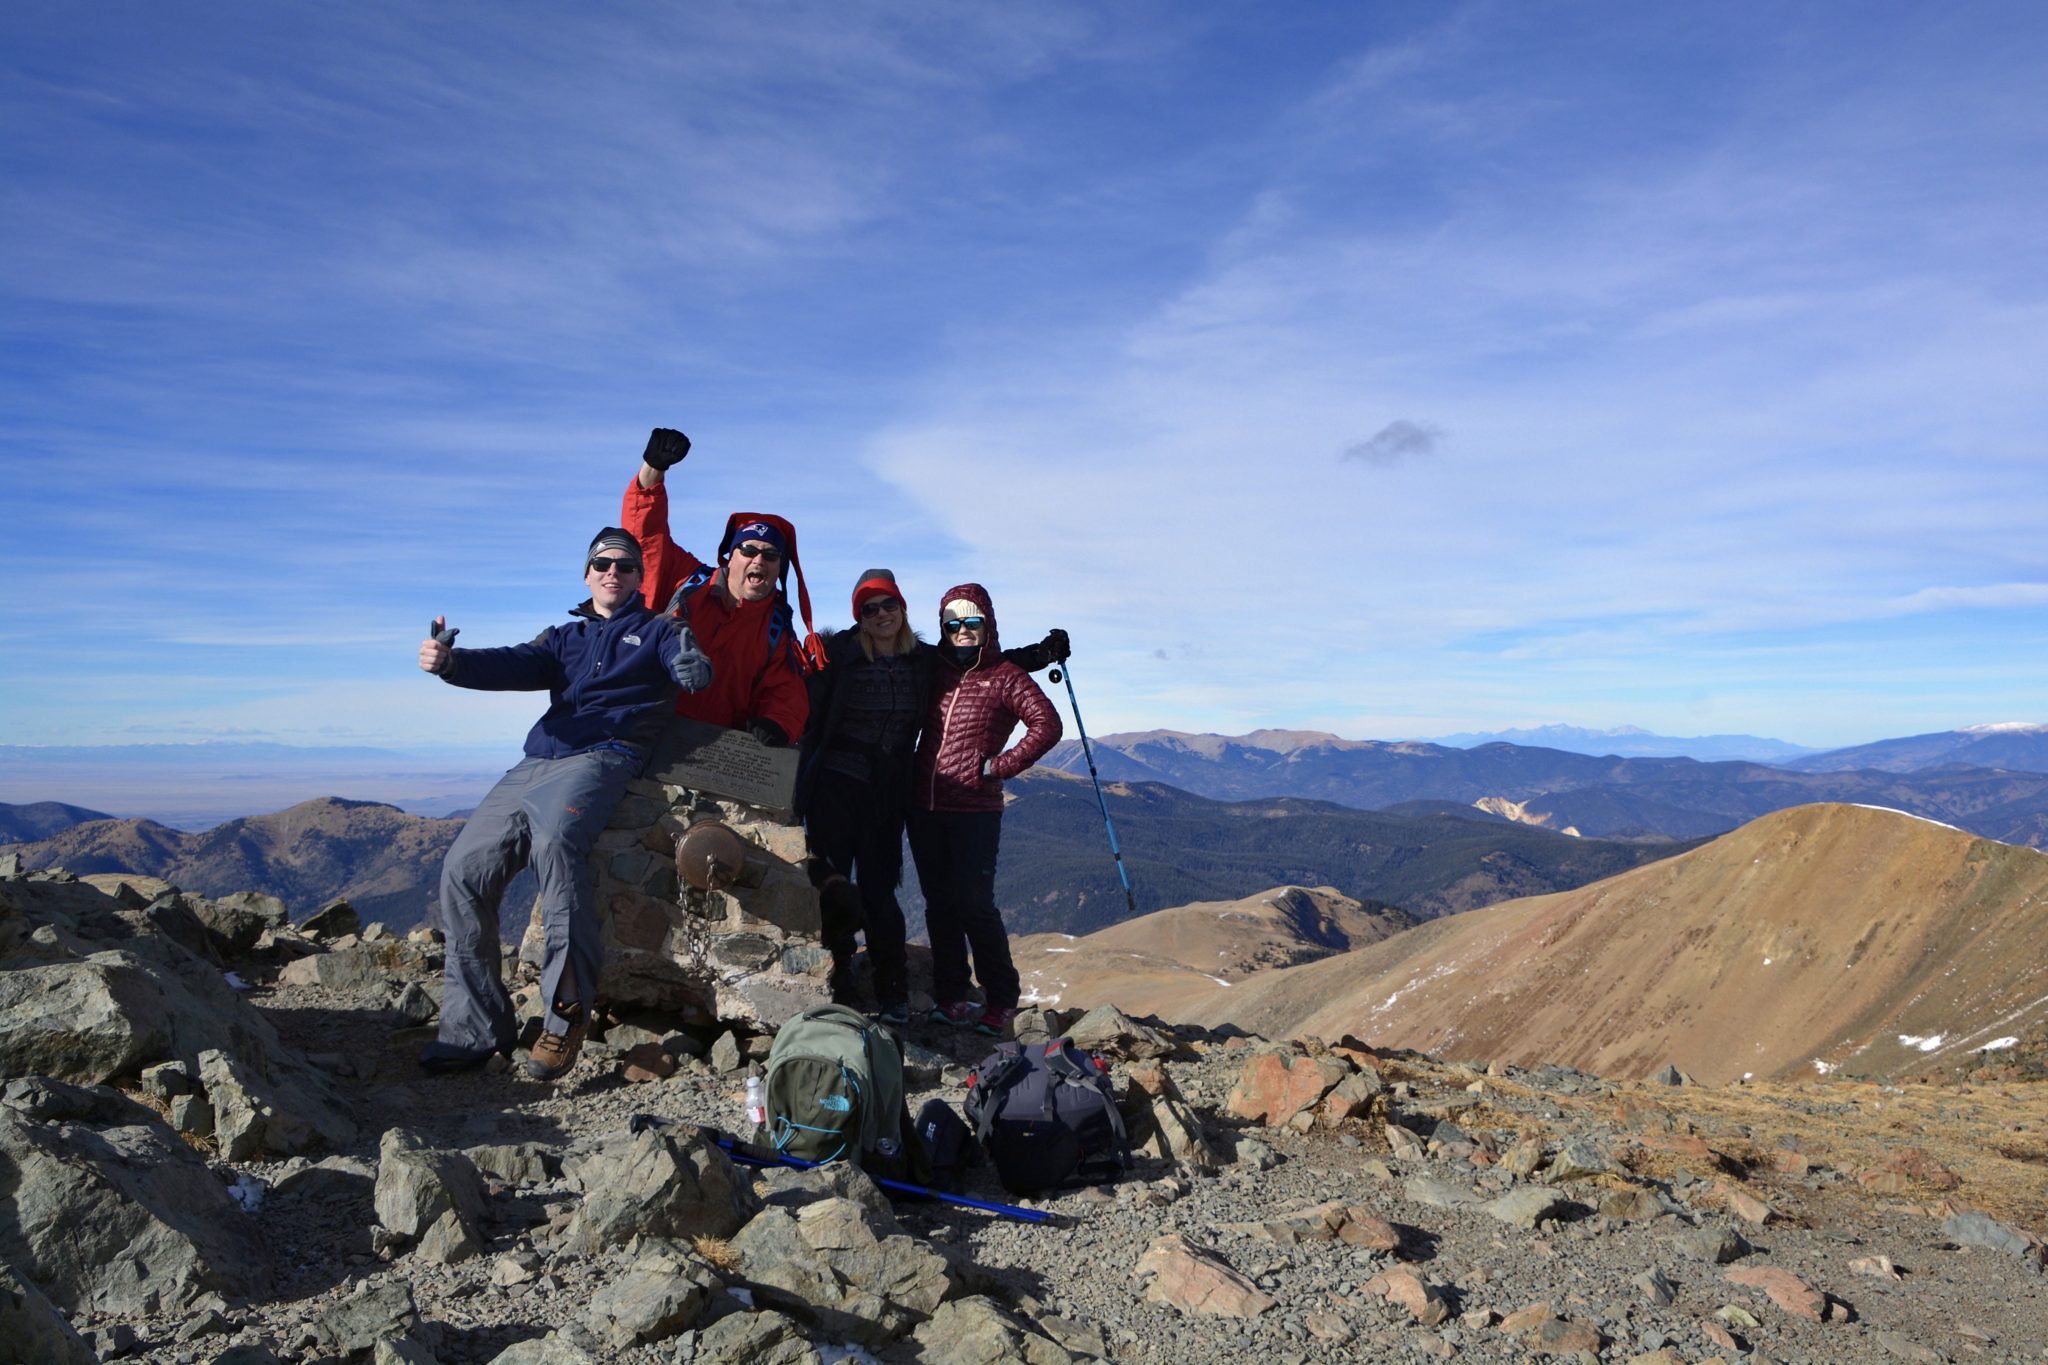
[[674, 816, 747, 892]]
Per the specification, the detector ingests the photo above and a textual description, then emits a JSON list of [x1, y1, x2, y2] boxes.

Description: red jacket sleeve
[[990, 668, 1061, 779], [621, 476, 706, 612], [752, 638, 813, 743]]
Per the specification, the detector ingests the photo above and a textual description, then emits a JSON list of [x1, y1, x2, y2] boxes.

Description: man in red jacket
[[910, 583, 1062, 1038], [621, 428, 813, 746]]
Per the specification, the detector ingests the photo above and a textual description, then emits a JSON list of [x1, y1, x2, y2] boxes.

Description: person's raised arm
[[622, 427, 703, 609], [419, 616, 460, 677], [665, 618, 714, 694], [638, 426, 689, 489], [1001, 627, 1070, 674]]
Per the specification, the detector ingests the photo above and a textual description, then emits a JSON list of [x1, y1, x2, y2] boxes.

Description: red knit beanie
[[851, 568, 905, 622]]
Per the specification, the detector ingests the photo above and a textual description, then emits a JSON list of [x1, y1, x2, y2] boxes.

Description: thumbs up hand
[[420, 616, 459, 675]]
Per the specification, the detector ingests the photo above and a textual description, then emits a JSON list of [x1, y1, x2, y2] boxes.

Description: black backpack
[[963, 1038, 1130, 1194]]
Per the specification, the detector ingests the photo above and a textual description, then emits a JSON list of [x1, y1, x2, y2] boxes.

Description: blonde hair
[[858, 623, 918, 660]]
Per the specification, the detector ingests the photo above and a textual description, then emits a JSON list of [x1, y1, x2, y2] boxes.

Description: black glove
[[428, 619, 460, 648], [1003, 627, 1069, 674], [643, 427, 691, 471], [1041, 628, 1070, 663], [748, 719, 789, 747]]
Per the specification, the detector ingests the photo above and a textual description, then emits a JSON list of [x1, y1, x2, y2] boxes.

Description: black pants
[[907, 806, 1019, 1011], [805, 766, 910, 1008]]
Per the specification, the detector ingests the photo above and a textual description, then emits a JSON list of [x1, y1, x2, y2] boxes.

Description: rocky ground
[[4, 867, 2048, 1365]]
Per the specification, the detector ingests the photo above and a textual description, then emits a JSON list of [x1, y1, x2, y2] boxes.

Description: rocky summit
[[3, 861, 2046, 1365]]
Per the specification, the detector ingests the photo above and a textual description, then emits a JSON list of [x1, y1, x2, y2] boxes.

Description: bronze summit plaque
[[645, 716, 799, 817]]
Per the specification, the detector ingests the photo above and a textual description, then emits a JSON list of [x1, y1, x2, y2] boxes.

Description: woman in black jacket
[[798, 568, 1064, 1025]]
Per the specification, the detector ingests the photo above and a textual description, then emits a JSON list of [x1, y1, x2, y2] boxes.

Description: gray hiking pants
[[434, 746, 642, 1053]]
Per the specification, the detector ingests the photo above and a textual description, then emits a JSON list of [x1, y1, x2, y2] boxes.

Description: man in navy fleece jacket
[[416, 527, 711, 1081]]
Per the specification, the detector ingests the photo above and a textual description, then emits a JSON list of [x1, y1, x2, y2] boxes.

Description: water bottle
[[744, 1067, 766, 1130]]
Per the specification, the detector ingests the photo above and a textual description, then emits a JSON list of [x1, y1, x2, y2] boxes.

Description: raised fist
[[643, 427, 691, 471]]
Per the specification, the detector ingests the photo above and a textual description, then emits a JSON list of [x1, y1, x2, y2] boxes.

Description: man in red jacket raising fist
[[621, 427, 815, 747]]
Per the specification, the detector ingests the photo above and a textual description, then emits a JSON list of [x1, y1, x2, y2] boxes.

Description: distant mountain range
[[1778, 722, 2048, 774], [1042, 727, 2048, 846], [1419, 723, 1818, 763], [0, 797, 482, 929], [993, 770, 1693, 933], [0, 800, 114, 843]]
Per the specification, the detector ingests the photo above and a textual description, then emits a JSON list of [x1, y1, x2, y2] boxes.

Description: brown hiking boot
[[525, 1016, 587, 1081]]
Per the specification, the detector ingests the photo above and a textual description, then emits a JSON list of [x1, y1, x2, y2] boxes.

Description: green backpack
[[760, 1004, 925, 1182]]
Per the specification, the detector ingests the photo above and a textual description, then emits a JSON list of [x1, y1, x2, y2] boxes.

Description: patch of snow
[[729, 1287, 755, 1309], [1811, 1059, 1837, 1076], [820, 1347, 885, 1365], [1962, 721, 2048, 734], [228, 1174, 266, 1212], [1204, 975, 1232, 987], [1042, 947, 1074, 954], [1848, 804, 1963, 833], [1980, 1037, 2020, 1052], [1762, 957, 1772, 966], [1898, 1033, 1946, 1052], [223, 971, 253, 991]]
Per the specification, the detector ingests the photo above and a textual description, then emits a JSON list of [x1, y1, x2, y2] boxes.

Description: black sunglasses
[[731, 542, 784, 561], [860, 598, 902, 618], [942, 616, 987, 634], [588, 556, 641, 574]]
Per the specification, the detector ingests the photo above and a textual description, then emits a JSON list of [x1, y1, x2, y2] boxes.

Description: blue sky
[[4, 1, 2045, 766]]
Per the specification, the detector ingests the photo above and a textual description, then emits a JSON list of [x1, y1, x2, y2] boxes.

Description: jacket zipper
[[927, 646, 986, 807]]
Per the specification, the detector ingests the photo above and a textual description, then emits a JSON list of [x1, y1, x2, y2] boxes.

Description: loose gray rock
[[1942, 1209, 2046, 1266], [730, 1195, 953, 1346], [1403, 1176, 1479, 1210], [1674, 1222, 1751, 1264], [563, 1126, 759, 1252], [374, 1129, 488, 1262], [311, 1280, 420, 1357], [200, 1046, 356, 1161], [695, 1307, 822, 1364], [1485, 1186, 1569, 1229], [912, 1295, 1075, 1364], [1066, 1003, 1175, 1059], [485, 1338, 602, 1365], [584, 1247, 720, 1349], [0, 1261, 98, 1365]]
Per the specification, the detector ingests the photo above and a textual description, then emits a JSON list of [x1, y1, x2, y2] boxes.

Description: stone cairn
[[518, 721, 834, 1032]]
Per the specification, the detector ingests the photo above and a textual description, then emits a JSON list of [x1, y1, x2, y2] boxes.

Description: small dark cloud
[[1343, 419, 1445, 467], [1153, 648, 1170, 661]]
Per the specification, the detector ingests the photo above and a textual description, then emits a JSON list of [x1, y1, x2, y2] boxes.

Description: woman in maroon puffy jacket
[[909, 583, 1063, 1037]]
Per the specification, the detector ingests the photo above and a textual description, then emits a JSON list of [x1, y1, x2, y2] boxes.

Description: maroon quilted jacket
[[913, 583, 1062, 813]]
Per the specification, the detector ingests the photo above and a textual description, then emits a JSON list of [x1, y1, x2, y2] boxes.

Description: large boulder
[[0, 957, 173, 1082], [0, 1084, 271, 1314]]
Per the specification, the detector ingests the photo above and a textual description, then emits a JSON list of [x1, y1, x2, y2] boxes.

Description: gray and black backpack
[[760, 1004, 924, 1182], [963, 1037, 1130, 1194]]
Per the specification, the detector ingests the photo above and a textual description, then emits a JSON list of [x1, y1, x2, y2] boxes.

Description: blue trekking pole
[[715, 1135, 1054, 1224], [632, 1116, 1054, 1224], [1047, 658, 1138, 919]]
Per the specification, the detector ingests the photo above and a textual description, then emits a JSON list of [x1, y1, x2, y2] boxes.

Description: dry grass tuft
[[691, 1235, 741, 1272]]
